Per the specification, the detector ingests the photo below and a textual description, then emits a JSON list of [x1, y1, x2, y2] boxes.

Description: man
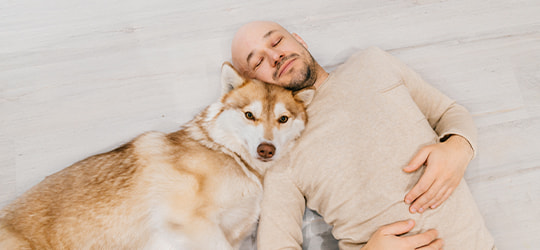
[[231, 21, 495, 249]]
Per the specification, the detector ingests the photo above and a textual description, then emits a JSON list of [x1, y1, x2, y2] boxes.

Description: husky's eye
[[245, 112, 255, 120], [278, 115, 289, 123]]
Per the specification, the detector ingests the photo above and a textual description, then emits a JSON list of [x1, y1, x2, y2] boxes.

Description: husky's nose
[[257, 143, 276, 159]]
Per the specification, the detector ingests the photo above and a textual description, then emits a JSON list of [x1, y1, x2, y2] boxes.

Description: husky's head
[[207, 62, 314, 167]]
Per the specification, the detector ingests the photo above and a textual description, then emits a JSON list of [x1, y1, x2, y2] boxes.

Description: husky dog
[[0, 62, 314, 250]]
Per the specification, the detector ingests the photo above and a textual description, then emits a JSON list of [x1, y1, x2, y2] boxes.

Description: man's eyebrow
[[246, 29, 278, 66], [246, 51, 254, 66], [263, 29, 277, 38]]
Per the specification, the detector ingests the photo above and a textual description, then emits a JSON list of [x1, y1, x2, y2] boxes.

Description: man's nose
[[268, 50, 285, 67]]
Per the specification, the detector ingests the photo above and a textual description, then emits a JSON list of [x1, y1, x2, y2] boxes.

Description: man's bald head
[[230, 21, 319, 90]]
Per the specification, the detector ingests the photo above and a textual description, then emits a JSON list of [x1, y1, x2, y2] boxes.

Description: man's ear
[[293, 87, 315, 107], [292, 33, 308, 49], [221, 62, 245, 95]]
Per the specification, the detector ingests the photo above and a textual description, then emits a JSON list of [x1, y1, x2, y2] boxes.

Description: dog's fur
[[0, 63, 314, 249]]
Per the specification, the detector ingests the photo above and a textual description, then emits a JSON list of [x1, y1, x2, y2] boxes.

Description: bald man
[[231, 21, 494, 250]]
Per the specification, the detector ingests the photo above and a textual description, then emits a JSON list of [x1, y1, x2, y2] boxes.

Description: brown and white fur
[[0, 62, 314, 250]]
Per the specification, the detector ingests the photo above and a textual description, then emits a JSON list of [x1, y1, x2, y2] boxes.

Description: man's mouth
[[278, 58, 297, 77]]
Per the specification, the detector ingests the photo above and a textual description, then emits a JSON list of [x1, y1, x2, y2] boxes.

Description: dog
[[0, 62, 314, 250]]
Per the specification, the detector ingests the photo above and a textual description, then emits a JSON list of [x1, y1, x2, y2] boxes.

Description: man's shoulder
[[333, 46, 395, 74], [361, 46, 387, 54], [348, 46, 391, 63]]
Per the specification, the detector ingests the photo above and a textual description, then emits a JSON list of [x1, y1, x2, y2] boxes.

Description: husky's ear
[[293, 87, 315, 106], [221, 62, 245, 95]]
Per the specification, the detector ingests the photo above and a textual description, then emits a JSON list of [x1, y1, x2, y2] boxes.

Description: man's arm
[[376, 47, 477, 213], [257, 166, 305, 250]]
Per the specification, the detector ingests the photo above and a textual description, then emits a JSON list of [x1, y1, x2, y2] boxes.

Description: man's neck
[[313, 64, 329, 89]]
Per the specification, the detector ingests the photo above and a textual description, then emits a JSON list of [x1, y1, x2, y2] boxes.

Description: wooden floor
[[1, 0, 538, 249]]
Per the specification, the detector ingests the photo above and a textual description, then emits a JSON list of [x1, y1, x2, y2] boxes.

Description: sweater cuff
[[439, 131, 477, 159]]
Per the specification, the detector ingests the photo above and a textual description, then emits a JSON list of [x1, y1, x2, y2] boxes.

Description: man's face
[[231, 22, 317, 91]]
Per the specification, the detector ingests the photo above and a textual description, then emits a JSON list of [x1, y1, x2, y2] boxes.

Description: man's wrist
[[445, 134, 474, 159]]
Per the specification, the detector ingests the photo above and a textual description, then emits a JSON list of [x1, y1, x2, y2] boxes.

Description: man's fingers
[[403, 147, 430, 173], [405, 179, 433, 209], [405, 169, 437, 206], [418, 181, 449, 212], [431, 188, 454, 209], [426, 182, 454, 210], [423, 187, 446, 211], [410, 182, 443, 213], [380, 219, 415, 235], [405, 229, 439, 248], [417, 238, 444, 250]]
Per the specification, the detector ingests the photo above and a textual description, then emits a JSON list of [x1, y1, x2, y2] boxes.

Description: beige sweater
[[257, 47, 494, 249]]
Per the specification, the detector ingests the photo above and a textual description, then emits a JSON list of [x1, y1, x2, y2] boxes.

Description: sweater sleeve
[[257, 165, 305, 250], [373, 47, 478, 156]]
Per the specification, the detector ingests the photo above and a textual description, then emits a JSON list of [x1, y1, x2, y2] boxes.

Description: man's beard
[[274, 53, 318, 91]]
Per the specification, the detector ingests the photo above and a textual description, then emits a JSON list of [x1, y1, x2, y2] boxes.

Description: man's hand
[[363, 220, 443, 250], [403, 135, 474, 213]]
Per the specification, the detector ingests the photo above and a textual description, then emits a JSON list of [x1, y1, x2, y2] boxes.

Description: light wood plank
[[1, 0, 539, 248]]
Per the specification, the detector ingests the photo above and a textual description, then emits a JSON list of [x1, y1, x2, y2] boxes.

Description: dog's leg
[[186, 220, 234, 250], [202, 228, 234, 250], [228, 220, 258, 249], [149, 218, 233, 250], [144, 233, 190, 250]]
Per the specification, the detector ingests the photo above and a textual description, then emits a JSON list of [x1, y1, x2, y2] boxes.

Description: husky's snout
[[257, 142, 276, 161]]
